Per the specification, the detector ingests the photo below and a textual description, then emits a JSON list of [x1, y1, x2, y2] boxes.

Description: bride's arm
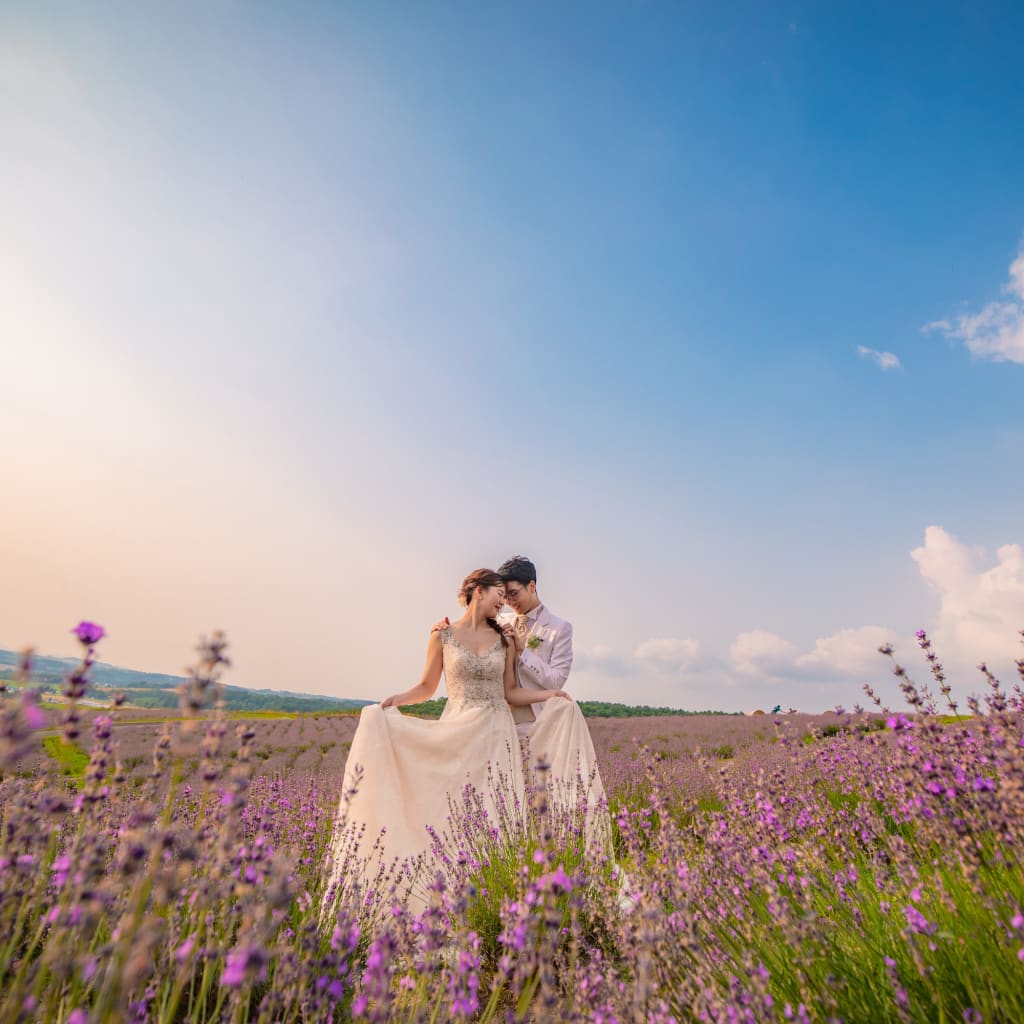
[[381, 631, 444, 708], [503, 644, 570, 705]]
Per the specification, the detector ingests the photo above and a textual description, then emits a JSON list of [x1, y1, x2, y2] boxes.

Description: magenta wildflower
[[70, 621, 105, 646], [541, 865, 574, 891], [50, 855, 72, 889], [23, 697, 46, 731], [904, 904, 937, 935], [220, 945, 267, 987]]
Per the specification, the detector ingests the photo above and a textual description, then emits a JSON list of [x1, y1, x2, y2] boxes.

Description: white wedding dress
[[324, 627, 607, 910]]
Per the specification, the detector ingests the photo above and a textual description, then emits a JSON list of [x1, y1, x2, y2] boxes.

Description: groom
[[432, 555, 574, 736], [495, 555, 574, 736]]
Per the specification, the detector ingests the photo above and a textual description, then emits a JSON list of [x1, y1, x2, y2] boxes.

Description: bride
[[324, 568, 606, 911]]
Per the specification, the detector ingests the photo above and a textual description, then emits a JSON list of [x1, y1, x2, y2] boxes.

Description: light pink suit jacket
[[511, 604, 574, 731]]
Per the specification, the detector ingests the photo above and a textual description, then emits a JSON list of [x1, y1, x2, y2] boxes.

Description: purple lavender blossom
[[3, 624, 1024, 1022], [220, 944, 268, 987], [70, 621, 106, 645], [23, 694, 46, 731]]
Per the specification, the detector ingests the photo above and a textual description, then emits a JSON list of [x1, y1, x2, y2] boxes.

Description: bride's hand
[[429, 617, 450, 633], [381, 695, 398, 708], [547, 689, 571, 701], [502, 623, 525, 653]]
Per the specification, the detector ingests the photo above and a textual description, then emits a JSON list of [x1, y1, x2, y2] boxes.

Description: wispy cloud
[[722, 526, 1024, 691], [856, 345, 902, 371], [570, 525, 1022, 709], [924, 245, 1024, 364], [633, 637, 701, 674], [573, 646, 632, 677], [728, 626, 898, 682]]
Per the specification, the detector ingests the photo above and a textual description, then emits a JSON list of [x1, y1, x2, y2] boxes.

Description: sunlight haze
[[3, 3, 1023, 712]]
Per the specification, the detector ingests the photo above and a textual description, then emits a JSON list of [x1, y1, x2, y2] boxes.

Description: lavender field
[[2, 628, 1023, 1023]]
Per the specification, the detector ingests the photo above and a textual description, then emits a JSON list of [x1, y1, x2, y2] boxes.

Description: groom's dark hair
[[497, 556, 537, 586]]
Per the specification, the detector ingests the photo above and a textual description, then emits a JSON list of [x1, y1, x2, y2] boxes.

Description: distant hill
[[2, 649, 736, 718], [0, 649, 370, 714]]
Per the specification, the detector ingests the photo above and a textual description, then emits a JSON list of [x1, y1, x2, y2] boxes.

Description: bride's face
[[476, 585, 506, 619]]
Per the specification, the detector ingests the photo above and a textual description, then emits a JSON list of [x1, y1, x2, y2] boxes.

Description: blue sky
[[2, 2, 1022, 711]]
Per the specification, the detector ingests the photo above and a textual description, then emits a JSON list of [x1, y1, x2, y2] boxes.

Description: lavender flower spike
[[71, 621, 106, 646]]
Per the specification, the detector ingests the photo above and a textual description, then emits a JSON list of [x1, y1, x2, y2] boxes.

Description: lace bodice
[[441, 628, 509, 712]]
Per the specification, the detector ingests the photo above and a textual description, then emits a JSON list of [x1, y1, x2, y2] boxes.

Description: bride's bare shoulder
[[421, 627, 446, 657]]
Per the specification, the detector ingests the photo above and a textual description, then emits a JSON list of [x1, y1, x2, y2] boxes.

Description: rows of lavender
[[2, 625, 1023, 1023]]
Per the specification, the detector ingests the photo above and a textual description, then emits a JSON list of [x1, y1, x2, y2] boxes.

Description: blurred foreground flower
[[71, 621, 106, 646], [2, 622, 1024, 1023]]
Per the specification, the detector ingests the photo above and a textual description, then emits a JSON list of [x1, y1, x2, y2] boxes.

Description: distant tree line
[[576, 701, 737, 718], [111, 686, 367, 714], [400, 698, 736, 719]]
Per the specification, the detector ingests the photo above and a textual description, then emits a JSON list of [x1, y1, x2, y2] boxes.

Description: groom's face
[[504, 580, 538, 614]]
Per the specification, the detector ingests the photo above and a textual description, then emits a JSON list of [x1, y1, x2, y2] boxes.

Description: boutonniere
[[526, 635, 544, 650]]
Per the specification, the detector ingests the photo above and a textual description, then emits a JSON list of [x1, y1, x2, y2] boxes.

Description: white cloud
[[573, 645, 631, 677], [911, 525, 1024, 668], [1012, 251, 1024, 296], [633, 637, 700, 674], [856, 345, 902, 370], [720, 527, 1024, 697], [730, 630, 799, 676], [926, 246, 1024, 364], [795, 625, 899, 678], [577, 527, 1023, 710]]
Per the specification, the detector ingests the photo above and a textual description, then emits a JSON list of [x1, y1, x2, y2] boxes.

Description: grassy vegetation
[[399, 698, 448, 718], [41, 735, 89, 783]]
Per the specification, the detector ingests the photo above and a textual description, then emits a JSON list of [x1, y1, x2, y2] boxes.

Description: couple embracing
[[326, 556, 606, 908]]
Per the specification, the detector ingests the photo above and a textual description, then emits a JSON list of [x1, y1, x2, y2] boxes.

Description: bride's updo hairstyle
[[457, 569, 509, 647]]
